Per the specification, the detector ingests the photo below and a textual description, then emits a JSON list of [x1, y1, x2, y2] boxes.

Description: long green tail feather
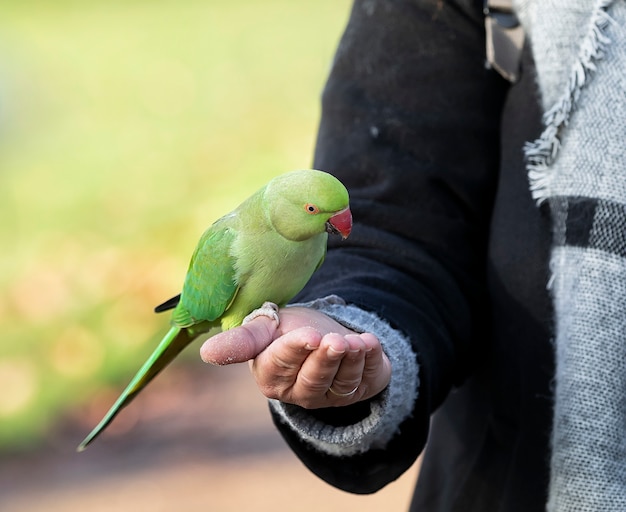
[[77, 325, 196, 451]]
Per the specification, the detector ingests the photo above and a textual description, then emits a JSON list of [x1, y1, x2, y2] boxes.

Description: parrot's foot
[[242, 301, 280, 327]]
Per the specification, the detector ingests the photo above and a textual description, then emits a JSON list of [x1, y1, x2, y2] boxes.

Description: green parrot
[[77, 169, 351, 451]]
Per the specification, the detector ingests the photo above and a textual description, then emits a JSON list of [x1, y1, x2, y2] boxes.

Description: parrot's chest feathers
[[229, 230, 326, 317]]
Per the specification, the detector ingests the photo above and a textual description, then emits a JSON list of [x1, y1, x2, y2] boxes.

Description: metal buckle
[[484, 0, 525, 83]]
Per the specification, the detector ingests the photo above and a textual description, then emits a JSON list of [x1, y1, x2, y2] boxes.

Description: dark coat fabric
[[274, 1, 555, 510]]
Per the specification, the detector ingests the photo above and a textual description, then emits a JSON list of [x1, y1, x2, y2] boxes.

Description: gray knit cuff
[[269, 295, 419, 457]]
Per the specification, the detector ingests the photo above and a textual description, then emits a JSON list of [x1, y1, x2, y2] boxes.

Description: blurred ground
[[0, 362, 419, 512]]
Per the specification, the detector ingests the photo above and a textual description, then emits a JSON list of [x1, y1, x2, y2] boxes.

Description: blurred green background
[[0, 0, 352, 450]]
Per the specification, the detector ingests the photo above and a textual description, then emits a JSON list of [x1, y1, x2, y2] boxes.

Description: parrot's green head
[[264, 169, 352, 242]]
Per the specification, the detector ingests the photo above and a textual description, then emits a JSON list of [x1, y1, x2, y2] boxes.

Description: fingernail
[[327, 345, 345, 358]]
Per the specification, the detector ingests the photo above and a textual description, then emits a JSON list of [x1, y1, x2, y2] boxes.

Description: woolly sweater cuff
[[269, 295, 419, 457]]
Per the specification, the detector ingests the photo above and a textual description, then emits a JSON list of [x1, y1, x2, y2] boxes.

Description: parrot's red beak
[[326, 207, 352, 239]]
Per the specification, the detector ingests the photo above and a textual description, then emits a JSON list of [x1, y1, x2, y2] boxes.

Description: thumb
[[200, 315, 279, 365]]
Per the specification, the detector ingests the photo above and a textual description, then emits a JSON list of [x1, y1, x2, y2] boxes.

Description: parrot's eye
[[304, 203, 319, 214]]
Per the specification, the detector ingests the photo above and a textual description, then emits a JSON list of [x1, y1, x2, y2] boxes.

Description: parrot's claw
[[242, 301, 280, 327]]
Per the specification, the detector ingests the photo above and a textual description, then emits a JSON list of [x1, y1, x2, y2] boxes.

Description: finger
[[251, 326, 323, 394], [361, 333, 392, 399], [361, 332, 387, 377], [325, 334, 367, 398], [252, 326, 323, 375], [200, 315, 279, 365], [294, 333, 351, 396]]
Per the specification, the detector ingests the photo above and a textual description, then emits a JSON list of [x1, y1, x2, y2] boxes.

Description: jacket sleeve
[[272, 0, 509, 493]]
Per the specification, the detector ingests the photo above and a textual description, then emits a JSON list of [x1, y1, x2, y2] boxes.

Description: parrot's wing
[[154, 225, 239, 320], [174, 223, 240, 325]]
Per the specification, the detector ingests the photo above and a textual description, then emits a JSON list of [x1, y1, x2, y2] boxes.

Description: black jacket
[[274, 1, 555, 510]]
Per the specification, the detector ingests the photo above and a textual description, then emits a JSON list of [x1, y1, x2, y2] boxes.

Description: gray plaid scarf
[[514, 0, 626, 509]]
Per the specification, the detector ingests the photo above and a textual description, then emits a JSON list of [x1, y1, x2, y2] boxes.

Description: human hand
[[200, 307, 391, 408]]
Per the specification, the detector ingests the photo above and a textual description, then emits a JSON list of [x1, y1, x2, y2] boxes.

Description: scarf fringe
[[525, 0, 614, 204]]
